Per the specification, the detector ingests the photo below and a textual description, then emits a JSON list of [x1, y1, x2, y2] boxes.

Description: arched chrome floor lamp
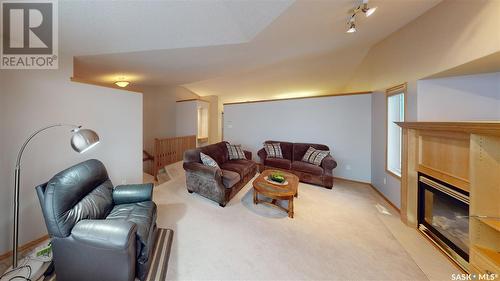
[[10, 124, 99, 271]]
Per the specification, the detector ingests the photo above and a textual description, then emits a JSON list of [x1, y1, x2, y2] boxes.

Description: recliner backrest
[[40, 159, 114, 238]]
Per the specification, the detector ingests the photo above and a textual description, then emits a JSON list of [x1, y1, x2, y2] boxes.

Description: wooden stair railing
[[143, 150, 155, 176], [153, 135, 196, 179], [143, 150, 154, 162]]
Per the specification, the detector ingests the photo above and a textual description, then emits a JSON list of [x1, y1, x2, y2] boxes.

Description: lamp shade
[[364, 6, 376, 17], [71, 128, 100, 153]]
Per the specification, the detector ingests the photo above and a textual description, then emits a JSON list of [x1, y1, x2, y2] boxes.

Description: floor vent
[[375, 204, 391, 215]]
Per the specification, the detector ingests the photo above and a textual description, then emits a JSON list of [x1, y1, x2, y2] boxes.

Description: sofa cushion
[[293, 143, 330, 162], [301, 146, 330, 166], [264, 158, 291, 170], [264, 140, 293, 160], [292, 161, 324, 176], [221, 159, 255, 178], [226, 143, 247, 160], [263, 143, 283, 158], [200, 144, 226, 166], [107, 201, 157, 262], [221, 169, 241, 188], [200, 152, 220, 169]]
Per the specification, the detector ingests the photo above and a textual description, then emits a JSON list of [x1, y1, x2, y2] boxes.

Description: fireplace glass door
[[418, 174, 470, 262]]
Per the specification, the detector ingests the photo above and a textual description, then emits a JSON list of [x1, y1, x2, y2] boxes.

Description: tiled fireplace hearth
[[397, 122, 500, 274]]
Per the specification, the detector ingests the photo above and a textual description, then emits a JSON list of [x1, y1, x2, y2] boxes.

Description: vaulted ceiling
[[71, 0, 442, 102]]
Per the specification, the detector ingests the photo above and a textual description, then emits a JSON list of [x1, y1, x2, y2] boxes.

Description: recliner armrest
[[321, 155, 337, 171], [71, 220, 137, 250], [113, 183, 153, 205], [183, 162, 222, 179]]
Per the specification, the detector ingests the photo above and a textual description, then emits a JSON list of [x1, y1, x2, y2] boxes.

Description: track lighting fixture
[[346, 0, 377, 33]]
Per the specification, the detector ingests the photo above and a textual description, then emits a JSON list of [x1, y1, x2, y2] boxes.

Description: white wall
[[223, 95, 372, 182], [0, 56, 143, 254], [417, 72, 500, 121]]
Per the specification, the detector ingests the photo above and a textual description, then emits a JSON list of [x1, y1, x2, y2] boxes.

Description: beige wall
[[205, 95, 222, 144], [345, 0, 500, 92], [142, 86, 201, 153], [142, 86, 177, 153]]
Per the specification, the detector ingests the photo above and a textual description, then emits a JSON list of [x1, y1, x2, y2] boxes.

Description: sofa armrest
[[113, 183, 153, 205], [257, 148, 267, 164], [321, 155, 337, 171], [71, 220, 137, 250], [244, 150, 252, 160], [183, 162, 222, 179]]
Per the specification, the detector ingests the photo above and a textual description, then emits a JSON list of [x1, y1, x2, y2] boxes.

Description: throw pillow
[[302, 146, 330, 166], [226, 144, 247, 160], [200, 152, 220, 169], [263, 143, 283, 158]]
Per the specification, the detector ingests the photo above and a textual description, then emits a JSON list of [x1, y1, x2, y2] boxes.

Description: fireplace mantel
[[396, 121, 500, 136], [397, 121, 500, 274]]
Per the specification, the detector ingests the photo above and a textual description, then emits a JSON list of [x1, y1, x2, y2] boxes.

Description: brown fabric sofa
[[257, 140, 337, 189], [183, 141, 257, 207]]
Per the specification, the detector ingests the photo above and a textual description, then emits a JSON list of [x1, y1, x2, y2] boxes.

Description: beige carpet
[[153, 162, 455, 280]]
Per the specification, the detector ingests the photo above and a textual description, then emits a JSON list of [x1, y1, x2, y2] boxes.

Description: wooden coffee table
[[252, 170, 299, 218]]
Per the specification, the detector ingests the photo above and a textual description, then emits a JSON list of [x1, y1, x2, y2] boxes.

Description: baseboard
[[333, 176, 400, 214], [333, 176, 371, 185], [0, 234, 49, 262], [368, 184, 400, 214]]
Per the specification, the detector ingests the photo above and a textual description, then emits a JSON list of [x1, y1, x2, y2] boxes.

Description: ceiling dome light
[[114, 81, 130, 87]]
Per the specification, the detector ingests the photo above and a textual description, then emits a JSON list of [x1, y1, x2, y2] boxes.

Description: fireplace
[[417, 173, 470, 270]]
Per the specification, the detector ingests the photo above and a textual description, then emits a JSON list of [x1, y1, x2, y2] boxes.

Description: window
[[386, 84, 406, 178]]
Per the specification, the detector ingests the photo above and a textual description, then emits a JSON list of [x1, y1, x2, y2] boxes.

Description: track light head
[[346, 22, 357, 33], [361, 0, 376, 17], [362, 4, 377, 17]]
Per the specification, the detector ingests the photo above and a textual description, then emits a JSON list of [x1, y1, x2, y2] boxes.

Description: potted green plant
[[269, 172, 286, 184]]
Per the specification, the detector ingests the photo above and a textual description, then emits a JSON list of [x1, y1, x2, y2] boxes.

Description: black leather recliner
[[36, 159, 157, 281]]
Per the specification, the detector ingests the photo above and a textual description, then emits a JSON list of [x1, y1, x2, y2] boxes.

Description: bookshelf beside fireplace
[[397, 122, 500, 274]]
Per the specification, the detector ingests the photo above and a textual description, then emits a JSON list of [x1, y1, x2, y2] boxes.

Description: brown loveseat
[[183, 141, 257, 207], [257, 141, 337, 189]]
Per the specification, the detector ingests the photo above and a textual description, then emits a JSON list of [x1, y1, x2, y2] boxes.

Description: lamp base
[[1, 241, 53, 281], [1, 257, 51, 281]]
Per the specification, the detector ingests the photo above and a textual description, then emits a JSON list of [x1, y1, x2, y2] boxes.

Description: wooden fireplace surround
[[397, 122, 500, 274]]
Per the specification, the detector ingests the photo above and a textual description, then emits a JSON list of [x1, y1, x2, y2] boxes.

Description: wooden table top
[[252, 169, 299, 199]]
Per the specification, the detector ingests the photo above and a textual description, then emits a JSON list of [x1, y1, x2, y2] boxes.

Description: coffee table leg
[[288, 198, 294, 218], [253, 189, 258, 204]]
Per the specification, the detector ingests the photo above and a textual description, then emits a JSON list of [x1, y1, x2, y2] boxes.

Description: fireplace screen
[[418, 174, 470, 263]]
